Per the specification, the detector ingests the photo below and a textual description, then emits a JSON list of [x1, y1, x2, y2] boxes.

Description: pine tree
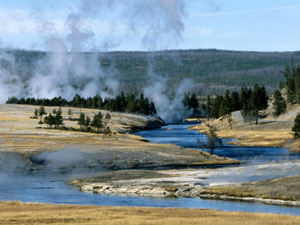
[[249, 84, 268, 124], [223, 90, 232, 115], [91, 112, 103, 133], [282, 64, 297, 104], [292, 113, 300, 138], [149, 102, 156, 115], [54, 108, 63, 128], [189, 93, 199, 111], [206, 95, 212, 120], [85, 116, 91, 128], [44, 113, 55, 128], [231, 91, 241, 111], [273, 90, 287, 117], [39, 106, 46, 119], [78, 113, 86, 131], [34, 108, 39, 118]]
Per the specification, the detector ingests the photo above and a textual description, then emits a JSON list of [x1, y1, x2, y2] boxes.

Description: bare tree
[[197, 124, 222, 155]]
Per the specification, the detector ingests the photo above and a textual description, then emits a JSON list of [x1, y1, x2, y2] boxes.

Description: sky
[[0, 0, 300, 52]]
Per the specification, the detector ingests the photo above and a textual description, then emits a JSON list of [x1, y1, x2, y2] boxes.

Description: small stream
[[0, 123, 300, 216]]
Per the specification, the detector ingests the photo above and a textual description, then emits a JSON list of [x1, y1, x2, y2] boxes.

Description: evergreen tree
[[78, 113, 86, 131], [103, 113, 111, 128], [149, 102, 156, 115], [44, 113, 55, 128], [231, 91, 241, 111], [273, 90, 287, 117], [91, 112, 103, 133], [249, 84, 268, 124], [240, 86, 252, 112], [39, 106, 46, 119], [34, 108, 39, 118], [183, 93, 190, 108], [189, 93, 199, 111], [241, 84, 268, 125], [126, 97, 137, 113], [54, 108, 63, 128], [6, 93, 157, 116], [223, 90, 232, 115], [206, 95, 212, 120], [211, 95, 223, 118], [85, 116, 91, 128], [292, 113, 300, 138]]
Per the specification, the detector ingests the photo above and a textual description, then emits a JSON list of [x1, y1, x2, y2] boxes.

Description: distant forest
[[3, 49, 300, 95]]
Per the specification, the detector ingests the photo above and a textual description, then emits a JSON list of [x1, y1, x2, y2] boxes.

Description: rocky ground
[[201, 175, 300, 203], [70, 162, 300, 206]]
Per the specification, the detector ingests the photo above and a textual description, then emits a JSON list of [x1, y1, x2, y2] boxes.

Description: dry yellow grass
[[190, 119, 300, 152], [0, 104, 177, 153], [202, 175, 300, 202], [0, 104, 237, 167], [217, 129, 292, 148], [0, 202, 299, 225]]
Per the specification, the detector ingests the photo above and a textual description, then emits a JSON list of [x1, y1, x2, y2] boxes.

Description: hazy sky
[[0, 0, 299, 51]]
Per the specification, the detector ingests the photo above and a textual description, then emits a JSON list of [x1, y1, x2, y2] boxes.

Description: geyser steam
[[0, 0, 192, 121]]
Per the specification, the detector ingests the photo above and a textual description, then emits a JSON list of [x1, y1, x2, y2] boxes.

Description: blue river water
[[137, 123, 300, 162], [0, 123, 300, 216]]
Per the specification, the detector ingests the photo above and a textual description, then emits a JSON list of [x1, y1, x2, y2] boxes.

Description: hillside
[[191, 103, 300, 153], [2, 49, 300, 97]]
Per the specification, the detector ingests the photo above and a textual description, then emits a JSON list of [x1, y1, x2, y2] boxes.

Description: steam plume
[[0, 0, 191, 121]]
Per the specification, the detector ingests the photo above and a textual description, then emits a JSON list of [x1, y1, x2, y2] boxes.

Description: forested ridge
[[3, 49, 300, 95]]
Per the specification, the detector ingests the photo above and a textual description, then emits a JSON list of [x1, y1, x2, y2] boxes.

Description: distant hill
[[3, 49, 300, 96]]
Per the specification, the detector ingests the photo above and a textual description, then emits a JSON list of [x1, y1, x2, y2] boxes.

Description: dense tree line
[[282, 63, 300, 104], [183, 93, 199, 111], [6, 92, 156, 116], [207, 84, 268, 124], [270, 63, 300, 118]]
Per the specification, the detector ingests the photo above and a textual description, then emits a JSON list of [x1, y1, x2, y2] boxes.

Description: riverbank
[[1, 201, 299, 225], [201, 175, 300, 206], [70, 160, 300, 206], [189, 110, 300, 153], [0, 104, 237, 170]]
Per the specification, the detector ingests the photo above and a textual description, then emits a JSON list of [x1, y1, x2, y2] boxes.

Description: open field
[[0, 202, 299, 225], [0, 104, 237, 169]]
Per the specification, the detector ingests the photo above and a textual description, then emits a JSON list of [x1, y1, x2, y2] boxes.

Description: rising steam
[[0, 0, 193, 122]]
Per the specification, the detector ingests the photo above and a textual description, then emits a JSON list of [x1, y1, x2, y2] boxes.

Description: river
[[0, 123, 300, 216]]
